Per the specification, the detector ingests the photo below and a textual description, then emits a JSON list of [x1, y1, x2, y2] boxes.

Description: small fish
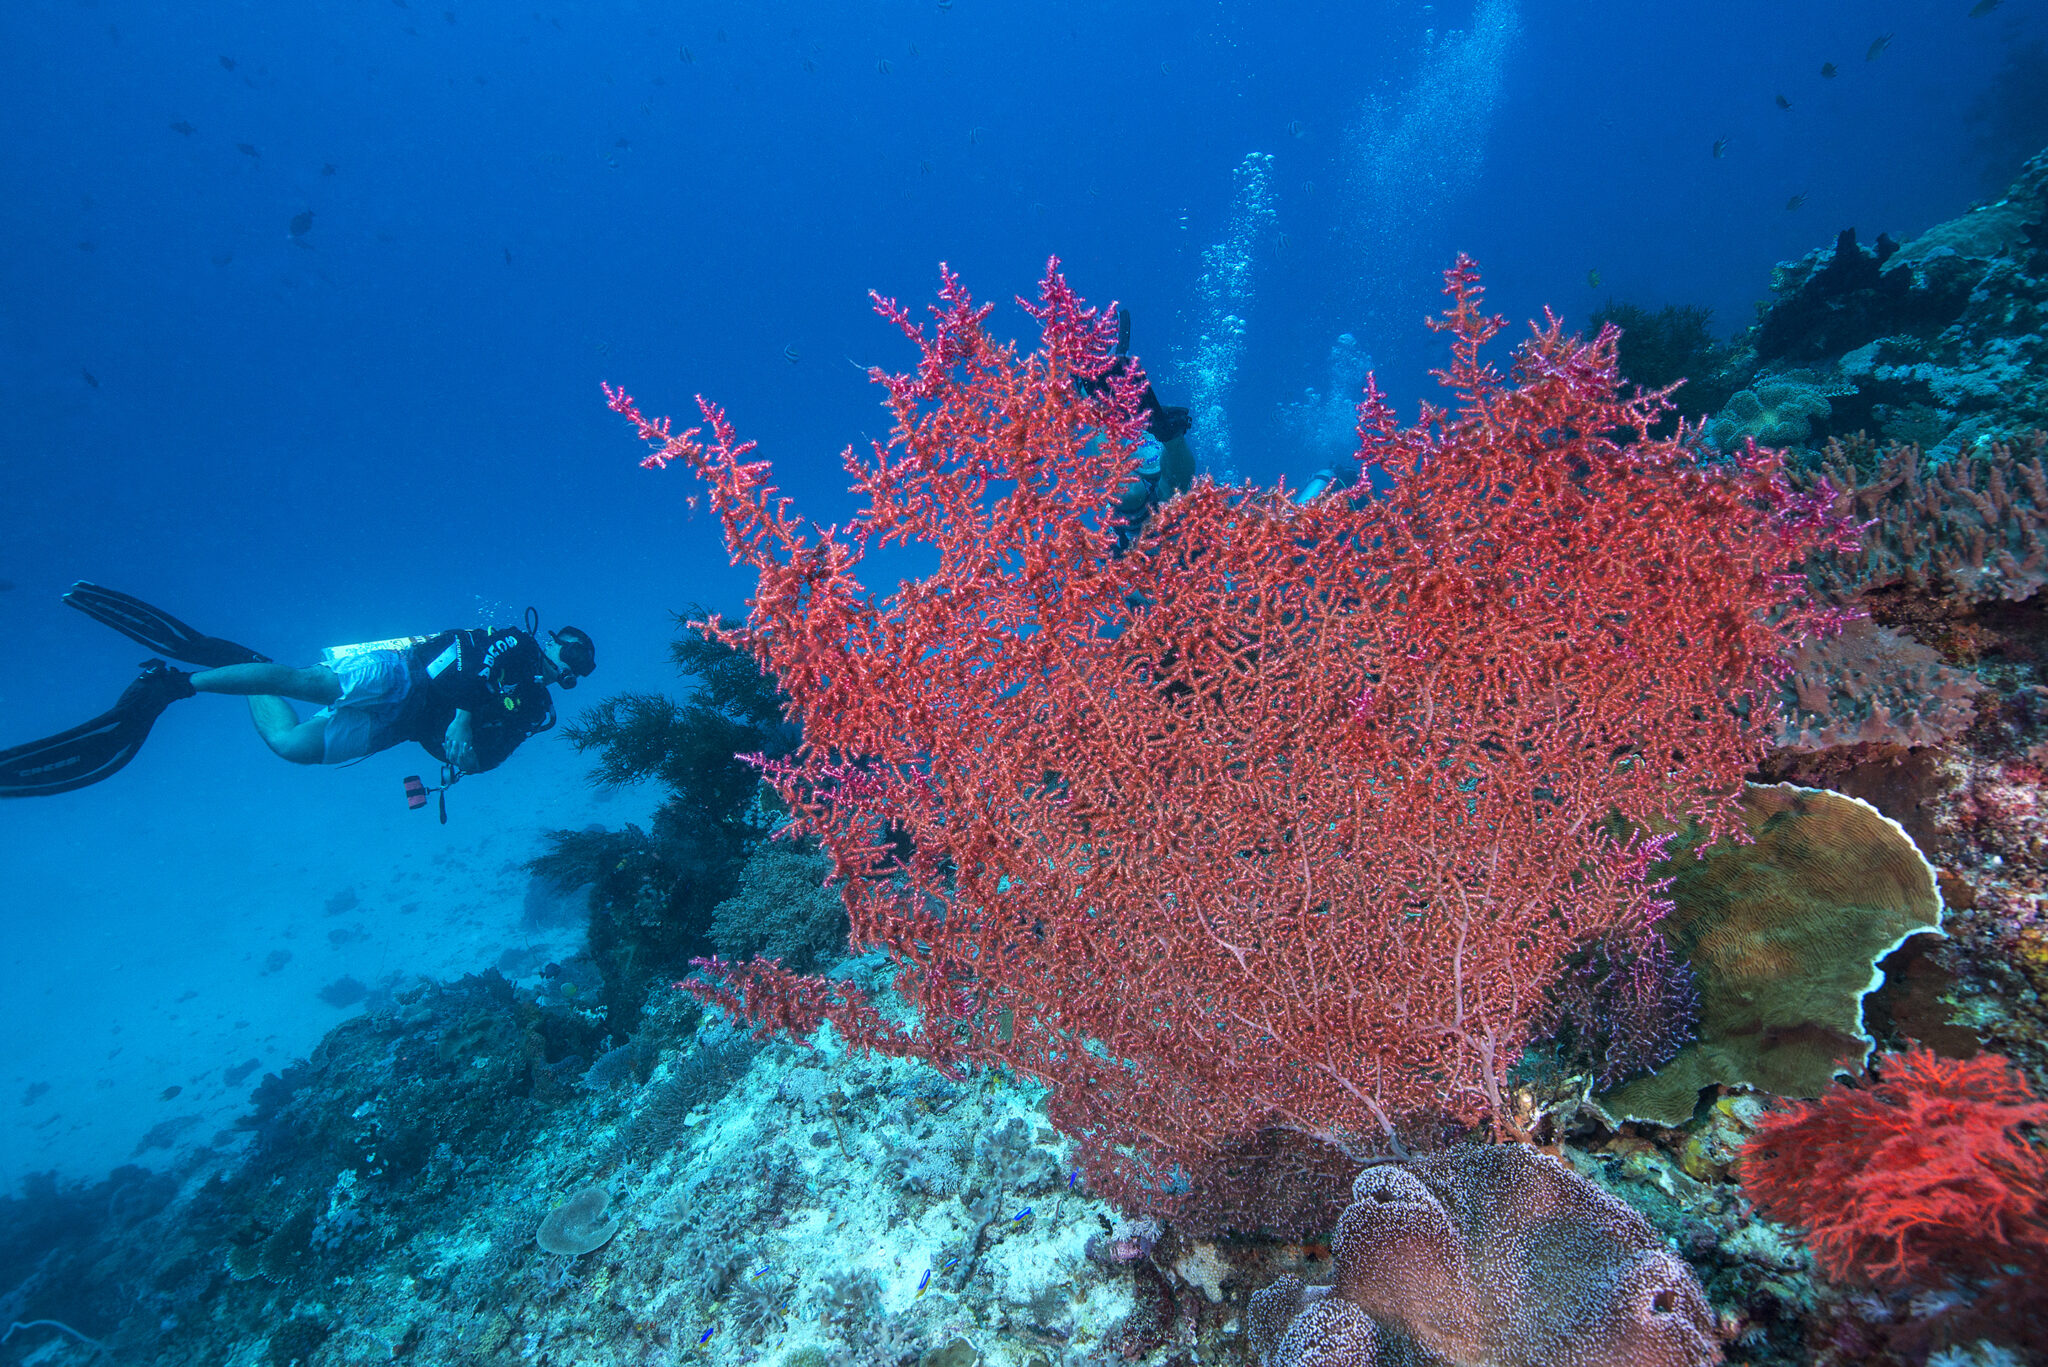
[[1786, 193, 1807, 211], [236, 142, 259, 157], [679, 44, 694, 63], [219, 55, 236, 71], [1287, 119, 1306, 138], [1275, 231, 1291, 254], [968, 125, 984, 145], [1711, 136, 1728, 159], [918, 159, 932, 175], [1586, 268, 1601, 289], [802, 56, 817, 73], [1012, 1207, 1033, 1222], [1159, 61, 1171, 75], [1820, 62, 1837, 79], [289, 210, 313, 238], [320, 162, 336, 175], [716, 27, 727, 40], [169, 119, 195, 135], [750, 1264, 773, 1280], [1068, 1171, 1080, 1190], [82, 369, 99, 389], [1971, 0, 2002, 16], [614, 137, 629, 149], [916, 1269, 931, 1297], [938, 0, 952, 9], [160, 1085, 181, 1100], [1774, 93, 1791, 111], [504, 246, 512, 264], [76, 240, 96, 252], [908, 42, 919, 57], [1866, 33, 1892, 62], [697, 1326, 715, 1345], [877, 57, 891, 75], [943, 1257, 959, 1270], [783, 343, 801, 364]]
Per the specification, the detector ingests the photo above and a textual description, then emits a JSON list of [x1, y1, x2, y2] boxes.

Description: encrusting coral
[[1247, 1144, 1721, 1367]]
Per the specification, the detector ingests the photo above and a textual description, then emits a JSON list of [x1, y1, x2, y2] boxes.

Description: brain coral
[[1247, 1144, 1721, 1367]]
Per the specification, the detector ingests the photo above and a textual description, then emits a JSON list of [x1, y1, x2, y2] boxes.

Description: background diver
[[1087, 306, 1197, 553], [0, 583, 595, 797], [1091, 306, 1363, 554]]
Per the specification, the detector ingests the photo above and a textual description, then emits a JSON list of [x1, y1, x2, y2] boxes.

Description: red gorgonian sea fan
[[609, 257, 1853, 1217], [1741, 1045, 2048, 1292]]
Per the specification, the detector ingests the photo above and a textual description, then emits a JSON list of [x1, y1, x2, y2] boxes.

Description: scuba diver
[[0, 582, 595, 797], [1090, 308, 1197, 554], [1091, 308, 1365, 554]]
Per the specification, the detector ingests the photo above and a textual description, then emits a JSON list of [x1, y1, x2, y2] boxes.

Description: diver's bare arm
[[445, 709, 478, 771]]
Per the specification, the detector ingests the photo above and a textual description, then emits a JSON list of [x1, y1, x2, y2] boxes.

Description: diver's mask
[[549, 627, 596, 689]]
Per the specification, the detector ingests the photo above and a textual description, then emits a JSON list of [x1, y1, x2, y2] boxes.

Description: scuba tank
[[1295, 466, 1354, 505], [321, 634, 435, 667]]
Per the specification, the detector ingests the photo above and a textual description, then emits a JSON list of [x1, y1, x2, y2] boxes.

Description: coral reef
[[1707, 151, 2048, 462], [23, 162, 2048, 1367], [1776, 617, 1984, 752], [1705, 379, 1839, 451], [629, 257, 1849, 1234], [708, 840, 850, 975], [1588, 299, 1740, 434], [1740, 1047, 2048, 1354], [525, 609, 800, 1034], [536, 1185, 622, 1255]]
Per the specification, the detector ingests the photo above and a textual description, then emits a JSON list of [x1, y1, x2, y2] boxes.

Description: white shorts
[[315, 650, 415, 764]]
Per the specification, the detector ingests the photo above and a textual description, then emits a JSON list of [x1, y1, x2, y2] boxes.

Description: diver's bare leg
[[192, 663, 341, 705], [244, 695, 329, 765], [194, 665, 339, 765]]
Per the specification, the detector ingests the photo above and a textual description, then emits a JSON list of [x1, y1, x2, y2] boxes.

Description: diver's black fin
[[63, 582, 271, 667], [0, 661, 193, 797]]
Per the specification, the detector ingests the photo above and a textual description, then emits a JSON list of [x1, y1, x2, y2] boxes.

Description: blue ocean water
[[0, 0, 2039, 1290]]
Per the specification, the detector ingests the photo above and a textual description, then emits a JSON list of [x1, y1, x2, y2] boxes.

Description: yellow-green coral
[[1598, 783, 1944, 1126]]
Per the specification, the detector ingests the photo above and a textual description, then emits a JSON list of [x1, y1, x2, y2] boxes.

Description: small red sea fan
[[1739, 1045, 2048, 1292]]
